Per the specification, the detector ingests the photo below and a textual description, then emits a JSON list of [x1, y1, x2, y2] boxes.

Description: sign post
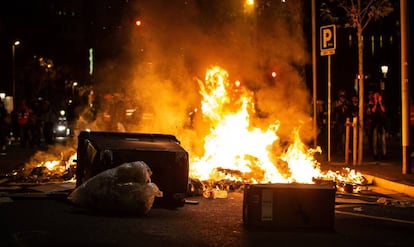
[[320, 25, 336, 162]]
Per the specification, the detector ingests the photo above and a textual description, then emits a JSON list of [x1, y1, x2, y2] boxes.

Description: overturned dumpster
[[75, 131, 189, 208]]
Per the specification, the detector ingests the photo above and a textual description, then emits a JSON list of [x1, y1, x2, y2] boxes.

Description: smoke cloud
[[88, 0, 313, 155]]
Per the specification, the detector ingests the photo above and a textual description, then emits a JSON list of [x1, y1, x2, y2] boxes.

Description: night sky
[[0, 0, 411, 116]]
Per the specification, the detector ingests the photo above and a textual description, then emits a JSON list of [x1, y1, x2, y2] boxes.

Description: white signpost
[[320, 24, 336, 162]]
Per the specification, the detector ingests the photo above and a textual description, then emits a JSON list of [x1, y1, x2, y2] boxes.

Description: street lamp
[[12, 40, 20, 104], [381, 65, 389, 78], [72, 81, 78, 99], [380, 65, 389, 92]]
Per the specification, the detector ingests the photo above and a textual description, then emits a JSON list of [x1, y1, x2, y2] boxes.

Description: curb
[[363, 174, 414, 198]]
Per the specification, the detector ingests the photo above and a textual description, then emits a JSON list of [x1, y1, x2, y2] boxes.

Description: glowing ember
[[40, 160, 61, 172], [36, 153, 77, 175], [190, 66, 323, 184]]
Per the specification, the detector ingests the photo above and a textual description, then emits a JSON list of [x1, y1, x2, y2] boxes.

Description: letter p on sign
[[320, 25, 336, 56]]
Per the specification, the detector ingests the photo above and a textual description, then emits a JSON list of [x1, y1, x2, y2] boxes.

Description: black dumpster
[[76, 131, 189, 208], [243, 183, 336, 231]]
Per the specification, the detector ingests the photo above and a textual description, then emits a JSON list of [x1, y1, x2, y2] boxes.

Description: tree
[[320, 0, 393, 164], [21, 55, 71, 107]]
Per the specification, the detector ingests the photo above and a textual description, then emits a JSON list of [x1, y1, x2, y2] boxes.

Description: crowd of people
[[0, 98, 63, 152], [318, 89, 389, 161]]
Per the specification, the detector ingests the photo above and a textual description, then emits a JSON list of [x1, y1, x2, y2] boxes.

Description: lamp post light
[[380, 65, 388, 93], [72, 81, 78, 99], [381, 65, 389, 78], [12, 40, 20, 104]]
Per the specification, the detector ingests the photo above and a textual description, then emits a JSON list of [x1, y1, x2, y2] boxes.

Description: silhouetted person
[[16, 99, 33, 148], [367, 92, 387, 160], [0, 99, 8, 151], [332, 89, 351, 155]]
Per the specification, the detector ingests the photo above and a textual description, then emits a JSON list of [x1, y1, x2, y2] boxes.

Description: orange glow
[[190, 66, 320, 183], [246, 0, 254, 7], [36, 153, 77, 177], [189, 66, 364, 187], [27, 66, 364, 190]]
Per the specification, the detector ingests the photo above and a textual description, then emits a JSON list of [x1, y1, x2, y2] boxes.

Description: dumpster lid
[[78, 131, 187, 152]]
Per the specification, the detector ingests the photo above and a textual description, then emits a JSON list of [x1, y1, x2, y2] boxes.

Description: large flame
[[190, 66, 322, 184], [23, 66, 365, 191]]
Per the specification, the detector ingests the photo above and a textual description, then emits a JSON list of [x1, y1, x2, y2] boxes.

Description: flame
[[190, 66, 322, 184], [24, 66, 365, 191], [37, 153, 77, 174], [40, 160, 62, 172], [280, 129, 322, 184]]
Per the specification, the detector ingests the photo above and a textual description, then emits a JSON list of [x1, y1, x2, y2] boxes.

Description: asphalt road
[[1, 137, 414, 247], [1, 188, 414, 247]]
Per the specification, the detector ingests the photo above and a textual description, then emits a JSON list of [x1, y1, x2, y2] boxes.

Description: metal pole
[[11, 40, 20, 108], [328, 55, 331, 162], [12, 44, 16, 103], [353, 117, 358, 165], [312, 0, 318, 148], [400, 0, 411, 174], [345, 118, 350, 164]]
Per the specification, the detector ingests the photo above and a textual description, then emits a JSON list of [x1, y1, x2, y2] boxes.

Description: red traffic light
[[135, 19, 142, 27]]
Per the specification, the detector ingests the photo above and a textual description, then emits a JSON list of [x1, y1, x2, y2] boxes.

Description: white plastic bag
[[68, 161, 163, 215]]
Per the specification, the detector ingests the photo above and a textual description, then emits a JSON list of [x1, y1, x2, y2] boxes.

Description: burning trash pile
[[1, 145, 77, 184], [314, 167, 368, 193], [187, 66, 367, 197]]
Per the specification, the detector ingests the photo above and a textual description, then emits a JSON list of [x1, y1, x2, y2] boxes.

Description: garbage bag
[[68, 161, 163, 215]]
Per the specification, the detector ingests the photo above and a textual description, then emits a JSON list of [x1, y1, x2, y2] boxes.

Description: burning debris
[[187, 67, 367, 194], [2, 145, 77, 184], [2, 67, 367, 199], [316, 167, 368, 193]]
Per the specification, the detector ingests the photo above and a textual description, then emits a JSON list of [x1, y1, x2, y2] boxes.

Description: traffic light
[[135, 19, 142, 27], [266, 70, 277, 85]]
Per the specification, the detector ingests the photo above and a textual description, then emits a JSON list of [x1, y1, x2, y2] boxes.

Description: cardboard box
[[243, 183, 336, 231]]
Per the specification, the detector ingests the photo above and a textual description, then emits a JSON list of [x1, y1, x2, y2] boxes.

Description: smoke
[[86, 0, 313, 154]]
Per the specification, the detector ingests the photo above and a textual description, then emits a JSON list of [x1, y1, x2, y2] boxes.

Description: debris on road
[[68, 161, 162, 215]]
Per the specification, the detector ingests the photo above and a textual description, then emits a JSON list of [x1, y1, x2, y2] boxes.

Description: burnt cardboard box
[[76, 131, 189, 208], [243, 183, 336, 231]]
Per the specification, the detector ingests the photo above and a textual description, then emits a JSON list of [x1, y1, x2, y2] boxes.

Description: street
[[1, 136, 414, 247], [1, 185, 414, 247]]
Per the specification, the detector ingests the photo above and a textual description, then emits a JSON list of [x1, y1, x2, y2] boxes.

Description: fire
[[36, 153, 77, 175], [18, 149, 78, 182], [280, 129, 322, 184], [190, 66, 323, 184], [20, 66, 365, 192], [41, 160, 62, 173]]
